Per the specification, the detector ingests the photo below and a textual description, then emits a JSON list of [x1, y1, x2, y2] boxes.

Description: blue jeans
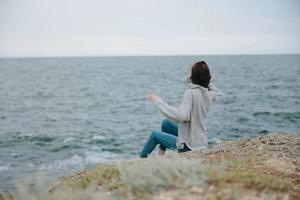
[[140, 119, 191, 158]]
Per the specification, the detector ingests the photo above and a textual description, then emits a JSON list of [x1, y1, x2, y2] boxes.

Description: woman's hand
[[148, 94, 160, 103]]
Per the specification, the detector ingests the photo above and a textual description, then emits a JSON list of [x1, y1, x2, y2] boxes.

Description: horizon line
[[0, 52, 299, 59]]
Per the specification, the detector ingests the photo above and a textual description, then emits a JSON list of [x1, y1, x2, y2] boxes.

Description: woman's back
[[178, 83, 219, 150], [140, 60, 220, 158]]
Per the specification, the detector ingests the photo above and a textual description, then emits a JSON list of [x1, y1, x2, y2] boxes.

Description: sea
[[0, 55, 299, 191]]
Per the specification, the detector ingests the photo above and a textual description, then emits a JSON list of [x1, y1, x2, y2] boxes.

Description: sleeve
[[208, 83, 221, 102], [152, 90, 192, 123]]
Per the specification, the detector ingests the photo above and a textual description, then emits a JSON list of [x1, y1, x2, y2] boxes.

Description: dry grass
[[2, 155, 297, 200], [3, 157, 208, 200], [2, 133, 299, 200]]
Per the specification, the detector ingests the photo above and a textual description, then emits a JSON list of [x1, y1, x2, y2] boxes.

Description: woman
[[140, 61, 220, 158]]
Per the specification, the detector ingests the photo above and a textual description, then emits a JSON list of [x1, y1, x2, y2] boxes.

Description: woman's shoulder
[[186, 83, 208, 92]]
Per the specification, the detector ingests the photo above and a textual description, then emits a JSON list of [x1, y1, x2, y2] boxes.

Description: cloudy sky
[[0, 0, 299, 57]]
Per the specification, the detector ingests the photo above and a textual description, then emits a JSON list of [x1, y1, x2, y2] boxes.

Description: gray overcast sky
[[0, 0, 300, 57]]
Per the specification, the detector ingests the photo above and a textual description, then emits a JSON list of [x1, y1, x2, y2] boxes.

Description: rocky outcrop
[[2, 133, 300, 200]]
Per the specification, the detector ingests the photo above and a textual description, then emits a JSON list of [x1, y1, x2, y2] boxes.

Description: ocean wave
[[253, 111, 300, 122], [86, 135, 115, 144], [38, 151, 120, 171], [0, 164, 10, 172], [258, 130, 269, 134], [63, 137, 78, 144], [45, 115, 59, 122], [50, 144, 82, 153], [32, 91, 56, 99], [10, 134, 55, 143], [101, 148, 122, 154], [208, 137, 223, 145], [39, 154, 84, 171], [88, 101, 104, 108], [237, 117, 250, 123], [84, 151, 120, 164], [91, 135, 106, 141]]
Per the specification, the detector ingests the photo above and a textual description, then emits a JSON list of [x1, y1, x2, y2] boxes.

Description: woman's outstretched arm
[[148, 90, 192, 123], [208, 83, 221, 102]]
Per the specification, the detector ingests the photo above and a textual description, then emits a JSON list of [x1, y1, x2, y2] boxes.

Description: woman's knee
[[150, 130, 163, 142], [161, 119, 170, 131], [150, 130, 157, 139]]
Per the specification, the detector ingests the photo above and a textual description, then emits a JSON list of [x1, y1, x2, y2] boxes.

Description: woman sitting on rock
[[140, 61, 221, 158]]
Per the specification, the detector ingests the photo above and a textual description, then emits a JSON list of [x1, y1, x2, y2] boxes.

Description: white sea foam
[[0, 165, 10, 172], [63, 137, 78, 144], [84, 151, 120, 164], [26, 163, 35, 169], [37, 150, 120, 172], [210, 137, 223, 144], [39, 154, 84, 171], [91, 135, 106, 141]]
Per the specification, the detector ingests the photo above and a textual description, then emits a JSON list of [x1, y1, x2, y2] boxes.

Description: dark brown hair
[[188, 61, 211, 88]]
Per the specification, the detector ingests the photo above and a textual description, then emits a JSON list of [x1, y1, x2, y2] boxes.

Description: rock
[[2, 133, 300, 200]]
